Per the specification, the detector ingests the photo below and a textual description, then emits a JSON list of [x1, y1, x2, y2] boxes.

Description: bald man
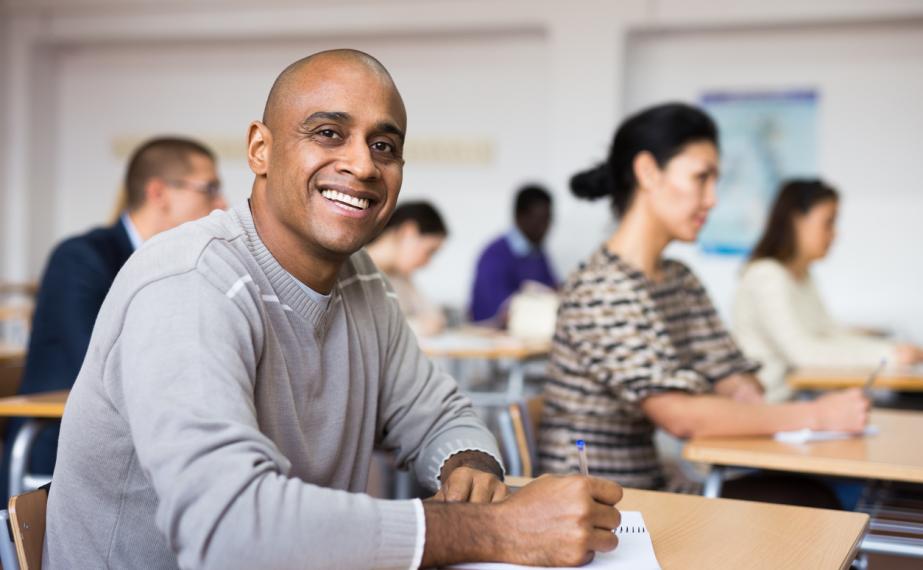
[[43, 50, 622, 569]]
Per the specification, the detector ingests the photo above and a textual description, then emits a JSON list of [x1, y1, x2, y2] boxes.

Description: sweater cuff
[[410, 499, 426, 570], [430, 440, 506, 491], [375, 499, 422, 570]]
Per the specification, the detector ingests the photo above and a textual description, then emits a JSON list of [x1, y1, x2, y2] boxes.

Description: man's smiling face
[[260, 56, 407, 263]]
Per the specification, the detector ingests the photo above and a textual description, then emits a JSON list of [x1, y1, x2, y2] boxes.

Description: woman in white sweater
[[734, 179, 923, 402]]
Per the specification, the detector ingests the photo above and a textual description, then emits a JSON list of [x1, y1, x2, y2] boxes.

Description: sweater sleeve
[[110, 271, 421, 570], [738, 261, 895, 367], [377, 285, 504, 490]]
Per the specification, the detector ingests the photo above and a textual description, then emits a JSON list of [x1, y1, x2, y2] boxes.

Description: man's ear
[[247, 121, 272, 176], [144, 177, 169, 211], [633, 151, 661, 193]]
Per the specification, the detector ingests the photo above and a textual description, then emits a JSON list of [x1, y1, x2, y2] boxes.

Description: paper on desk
[[774, 425, 879, 444], [446, 511, 660, 570]]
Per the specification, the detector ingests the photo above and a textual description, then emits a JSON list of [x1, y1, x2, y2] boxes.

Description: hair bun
[[570, 163, 612, 200]]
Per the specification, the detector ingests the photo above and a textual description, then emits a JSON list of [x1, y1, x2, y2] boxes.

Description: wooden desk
[[0, 390, 69, 497], [420, 327, 550, 360], [420, 328, 550, 406], [0, 390, 68, 419], [683, 409, 923, 484], [504, 476, 867, 569], [0, 344, 25, 368], [684, 409, 923, 560], [788, 366, 923, 392]]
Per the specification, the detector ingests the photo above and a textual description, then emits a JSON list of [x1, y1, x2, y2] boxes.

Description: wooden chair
[[8, 484, 49, 570], [497, 396, 543, 477]]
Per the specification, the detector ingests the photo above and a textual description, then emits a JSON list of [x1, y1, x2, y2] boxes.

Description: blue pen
[[576, 439, 589, 477]]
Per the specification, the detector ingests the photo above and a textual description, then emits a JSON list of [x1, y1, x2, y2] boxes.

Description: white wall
[[53, 32, 551, 306], [2, 0, 922, 338], [625, 21, 923, 340]]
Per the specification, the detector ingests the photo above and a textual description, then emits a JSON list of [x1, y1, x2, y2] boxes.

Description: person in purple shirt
[[470, 184, 557, 322]]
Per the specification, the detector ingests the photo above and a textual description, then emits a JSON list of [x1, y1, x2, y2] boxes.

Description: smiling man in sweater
[[43, 50, 622, 569]]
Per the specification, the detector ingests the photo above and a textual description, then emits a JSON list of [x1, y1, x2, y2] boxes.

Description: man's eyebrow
[[300, 111, 404, 141], [301, 111, 352, 127], [375, 121, 405, 142]]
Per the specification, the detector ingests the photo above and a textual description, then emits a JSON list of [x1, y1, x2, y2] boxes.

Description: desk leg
[[702, 466, 725, 498], [9, 419, 48, 498], [506, 360, 525, 402]]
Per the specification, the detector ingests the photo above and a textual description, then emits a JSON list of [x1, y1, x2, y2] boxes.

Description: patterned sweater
[[539, 247, 758, 490]]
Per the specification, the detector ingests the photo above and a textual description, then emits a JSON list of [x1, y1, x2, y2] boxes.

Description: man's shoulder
[[118, 209, 250, 293], [477, 234, 512, 262], [51, 223, 122, 262]]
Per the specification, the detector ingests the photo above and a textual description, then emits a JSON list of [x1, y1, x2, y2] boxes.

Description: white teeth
[[320, 189, 370, 210]]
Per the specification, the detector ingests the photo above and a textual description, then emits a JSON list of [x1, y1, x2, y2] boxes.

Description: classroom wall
[[52, 33, 552, 309], [625, 21, 923, 340], [2, 0, 922, 338]]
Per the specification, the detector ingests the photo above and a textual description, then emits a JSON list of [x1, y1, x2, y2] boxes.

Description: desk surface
[[0, 390, 68, 418], [0, 344, 25, 367], [684, 409, 923, 484], [788, 366, 923, 391], [420, 327, 550, 360], [505, 476, 866, 569]]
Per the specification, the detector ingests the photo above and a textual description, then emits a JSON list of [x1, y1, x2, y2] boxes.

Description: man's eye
[[372, 141, 394, 153], [318, 129, 339, 138]]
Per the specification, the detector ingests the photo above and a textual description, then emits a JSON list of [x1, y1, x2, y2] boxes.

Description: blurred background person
[[367, 201, 449, 337], [1, 136, 226, 501], [539, 104, 868, 507], [734, 179, 923, 403], [469, 184, 557, 323]]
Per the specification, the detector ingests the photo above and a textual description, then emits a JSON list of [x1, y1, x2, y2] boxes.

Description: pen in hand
[[864, 358, 886, 397], [576, 439, 589, 477]]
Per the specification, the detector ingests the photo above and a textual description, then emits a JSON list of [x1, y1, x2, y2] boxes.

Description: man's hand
[[432, 451, 506, 503], [494, 475, 623, 566], [421, 474, 623, 568], [715, 373, 765, 404]]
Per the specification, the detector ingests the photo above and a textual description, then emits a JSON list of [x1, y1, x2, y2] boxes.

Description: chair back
[[8, 484, 49, 570], [497, 396, 544, 477]]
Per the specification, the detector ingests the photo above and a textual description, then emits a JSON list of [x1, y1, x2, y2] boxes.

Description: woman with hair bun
[[538, 103, 869, 502], [734, 179, 923, 403]]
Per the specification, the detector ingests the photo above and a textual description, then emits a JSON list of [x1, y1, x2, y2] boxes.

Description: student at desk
[[44, 50, 622, 569], [366, 201, 448, 337], [538, 103, 869, 504], [734, 179, 923, 402], [1, 137, 226, 501]]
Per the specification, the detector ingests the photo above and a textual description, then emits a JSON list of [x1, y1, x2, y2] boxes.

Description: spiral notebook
[[446, 511, 661, 570]]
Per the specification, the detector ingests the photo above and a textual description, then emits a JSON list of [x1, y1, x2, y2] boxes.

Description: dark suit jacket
[[2, 219, 134, 499]]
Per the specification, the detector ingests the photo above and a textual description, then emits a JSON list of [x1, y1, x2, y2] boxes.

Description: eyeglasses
[[166, 178, 222, 199]]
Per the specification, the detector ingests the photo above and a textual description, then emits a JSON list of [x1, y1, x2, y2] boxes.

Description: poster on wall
[[699, 89, 818, 255]]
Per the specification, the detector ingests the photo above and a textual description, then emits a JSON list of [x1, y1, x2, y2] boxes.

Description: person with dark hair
[[1, 136, 225, 502], [43, 50, 623, 569], [367, 200, 449, 336], [734, 179, 923, 402], [469, 184, 557, 322], [539, 103, 869, 502]]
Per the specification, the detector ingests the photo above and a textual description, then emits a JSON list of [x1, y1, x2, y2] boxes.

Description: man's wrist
[[439, 450, 504, 483], [421, 499, 506, 566]]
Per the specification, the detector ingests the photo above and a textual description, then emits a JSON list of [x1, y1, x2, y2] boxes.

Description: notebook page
[[445, 511, 661, 570]]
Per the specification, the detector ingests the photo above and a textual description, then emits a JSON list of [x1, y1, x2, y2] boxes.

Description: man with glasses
[[2, 137, 226, 502]]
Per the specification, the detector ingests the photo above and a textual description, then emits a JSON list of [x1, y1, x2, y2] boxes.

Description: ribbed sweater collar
[[231, 200, 340, 329]]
